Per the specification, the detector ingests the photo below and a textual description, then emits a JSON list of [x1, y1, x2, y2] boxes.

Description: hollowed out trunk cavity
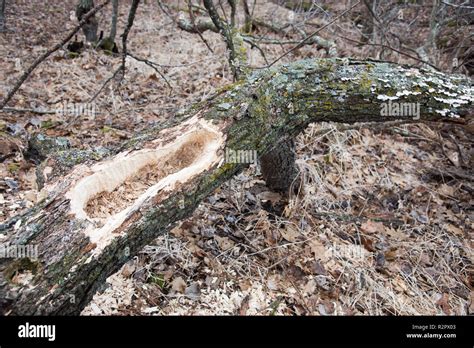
[[67, 126, 223, 226], [84, 137, 205, 220]]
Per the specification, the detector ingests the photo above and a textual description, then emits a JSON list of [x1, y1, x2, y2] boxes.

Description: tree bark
[[260, 138, 297, 193], [76, 0, 99, 42], [0, 58, 472, 315], [0, 0, 6, 32], [109, 0, 118, 41]]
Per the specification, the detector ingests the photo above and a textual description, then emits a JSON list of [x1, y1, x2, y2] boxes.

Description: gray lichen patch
[[28, 134, 71, 162]]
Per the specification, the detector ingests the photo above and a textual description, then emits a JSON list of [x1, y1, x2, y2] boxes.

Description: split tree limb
[[0, 58, 472, 315]]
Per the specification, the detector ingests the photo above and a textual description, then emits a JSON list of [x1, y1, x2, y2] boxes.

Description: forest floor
[[0, 0, 472, 315]]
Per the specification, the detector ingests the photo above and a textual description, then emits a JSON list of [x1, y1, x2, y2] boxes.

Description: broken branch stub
[[0, 58, 472, 315]]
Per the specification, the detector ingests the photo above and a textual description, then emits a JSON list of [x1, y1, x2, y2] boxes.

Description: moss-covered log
[[0, 58, 472, 315]]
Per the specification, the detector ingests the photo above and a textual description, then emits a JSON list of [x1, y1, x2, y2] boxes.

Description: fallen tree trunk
[[0, 58, 472, 315]]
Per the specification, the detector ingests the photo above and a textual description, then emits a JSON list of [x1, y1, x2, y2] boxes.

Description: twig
[[337, 33, 440, 70], [440, 1, 474, 9], [266, 1, 360, 68], [244, 34, 336, 55], [311, 210, 405, 227], [126, 52, 173, 90], [89, 66, 123, 102], [242, 37, 269, 65], [155, 0, 174, 20], [187, 0, 214, 53], [1, 107, 58, 115], [203, 0, 245, 80]]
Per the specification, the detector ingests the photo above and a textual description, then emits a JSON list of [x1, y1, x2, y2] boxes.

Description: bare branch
[[266, 1, 360, 68], [120, 0, 141, 80], [186, 0, 214, 53], [126, 52, 173, 91]]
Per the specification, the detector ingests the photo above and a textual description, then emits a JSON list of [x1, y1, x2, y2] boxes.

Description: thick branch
[[203, 0, 248, 80], [177, 16, 218, 33]]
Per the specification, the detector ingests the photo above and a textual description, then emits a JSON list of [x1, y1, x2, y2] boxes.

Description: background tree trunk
[[0, 58, 471, 315], [109, 0, 118, 41], [0, 0, 6, 32], [76, 0, 98, 42]]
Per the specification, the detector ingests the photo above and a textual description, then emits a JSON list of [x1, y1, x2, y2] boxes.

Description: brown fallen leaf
[[442, 147, 460, 167], [239, 294, 250, 315], [384, 248, 398, 261], [280, 224, 300, 242], [309, 240, 327, 261], [121, 261, 136, 278], [436, 293, 452, 315], [258, 191, 282, 203], [318, 300, 335, 315], [469, 291, 474, 315], [215, 235, 234, 251], [0, 134, 21, 159], [445, 224, 463, 236], [11, 271, 34, 286], [361, 220, 386, 234], [171, 277, 186, 293], [438, 184, 455, 197], [360, 235, 375, 252]]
